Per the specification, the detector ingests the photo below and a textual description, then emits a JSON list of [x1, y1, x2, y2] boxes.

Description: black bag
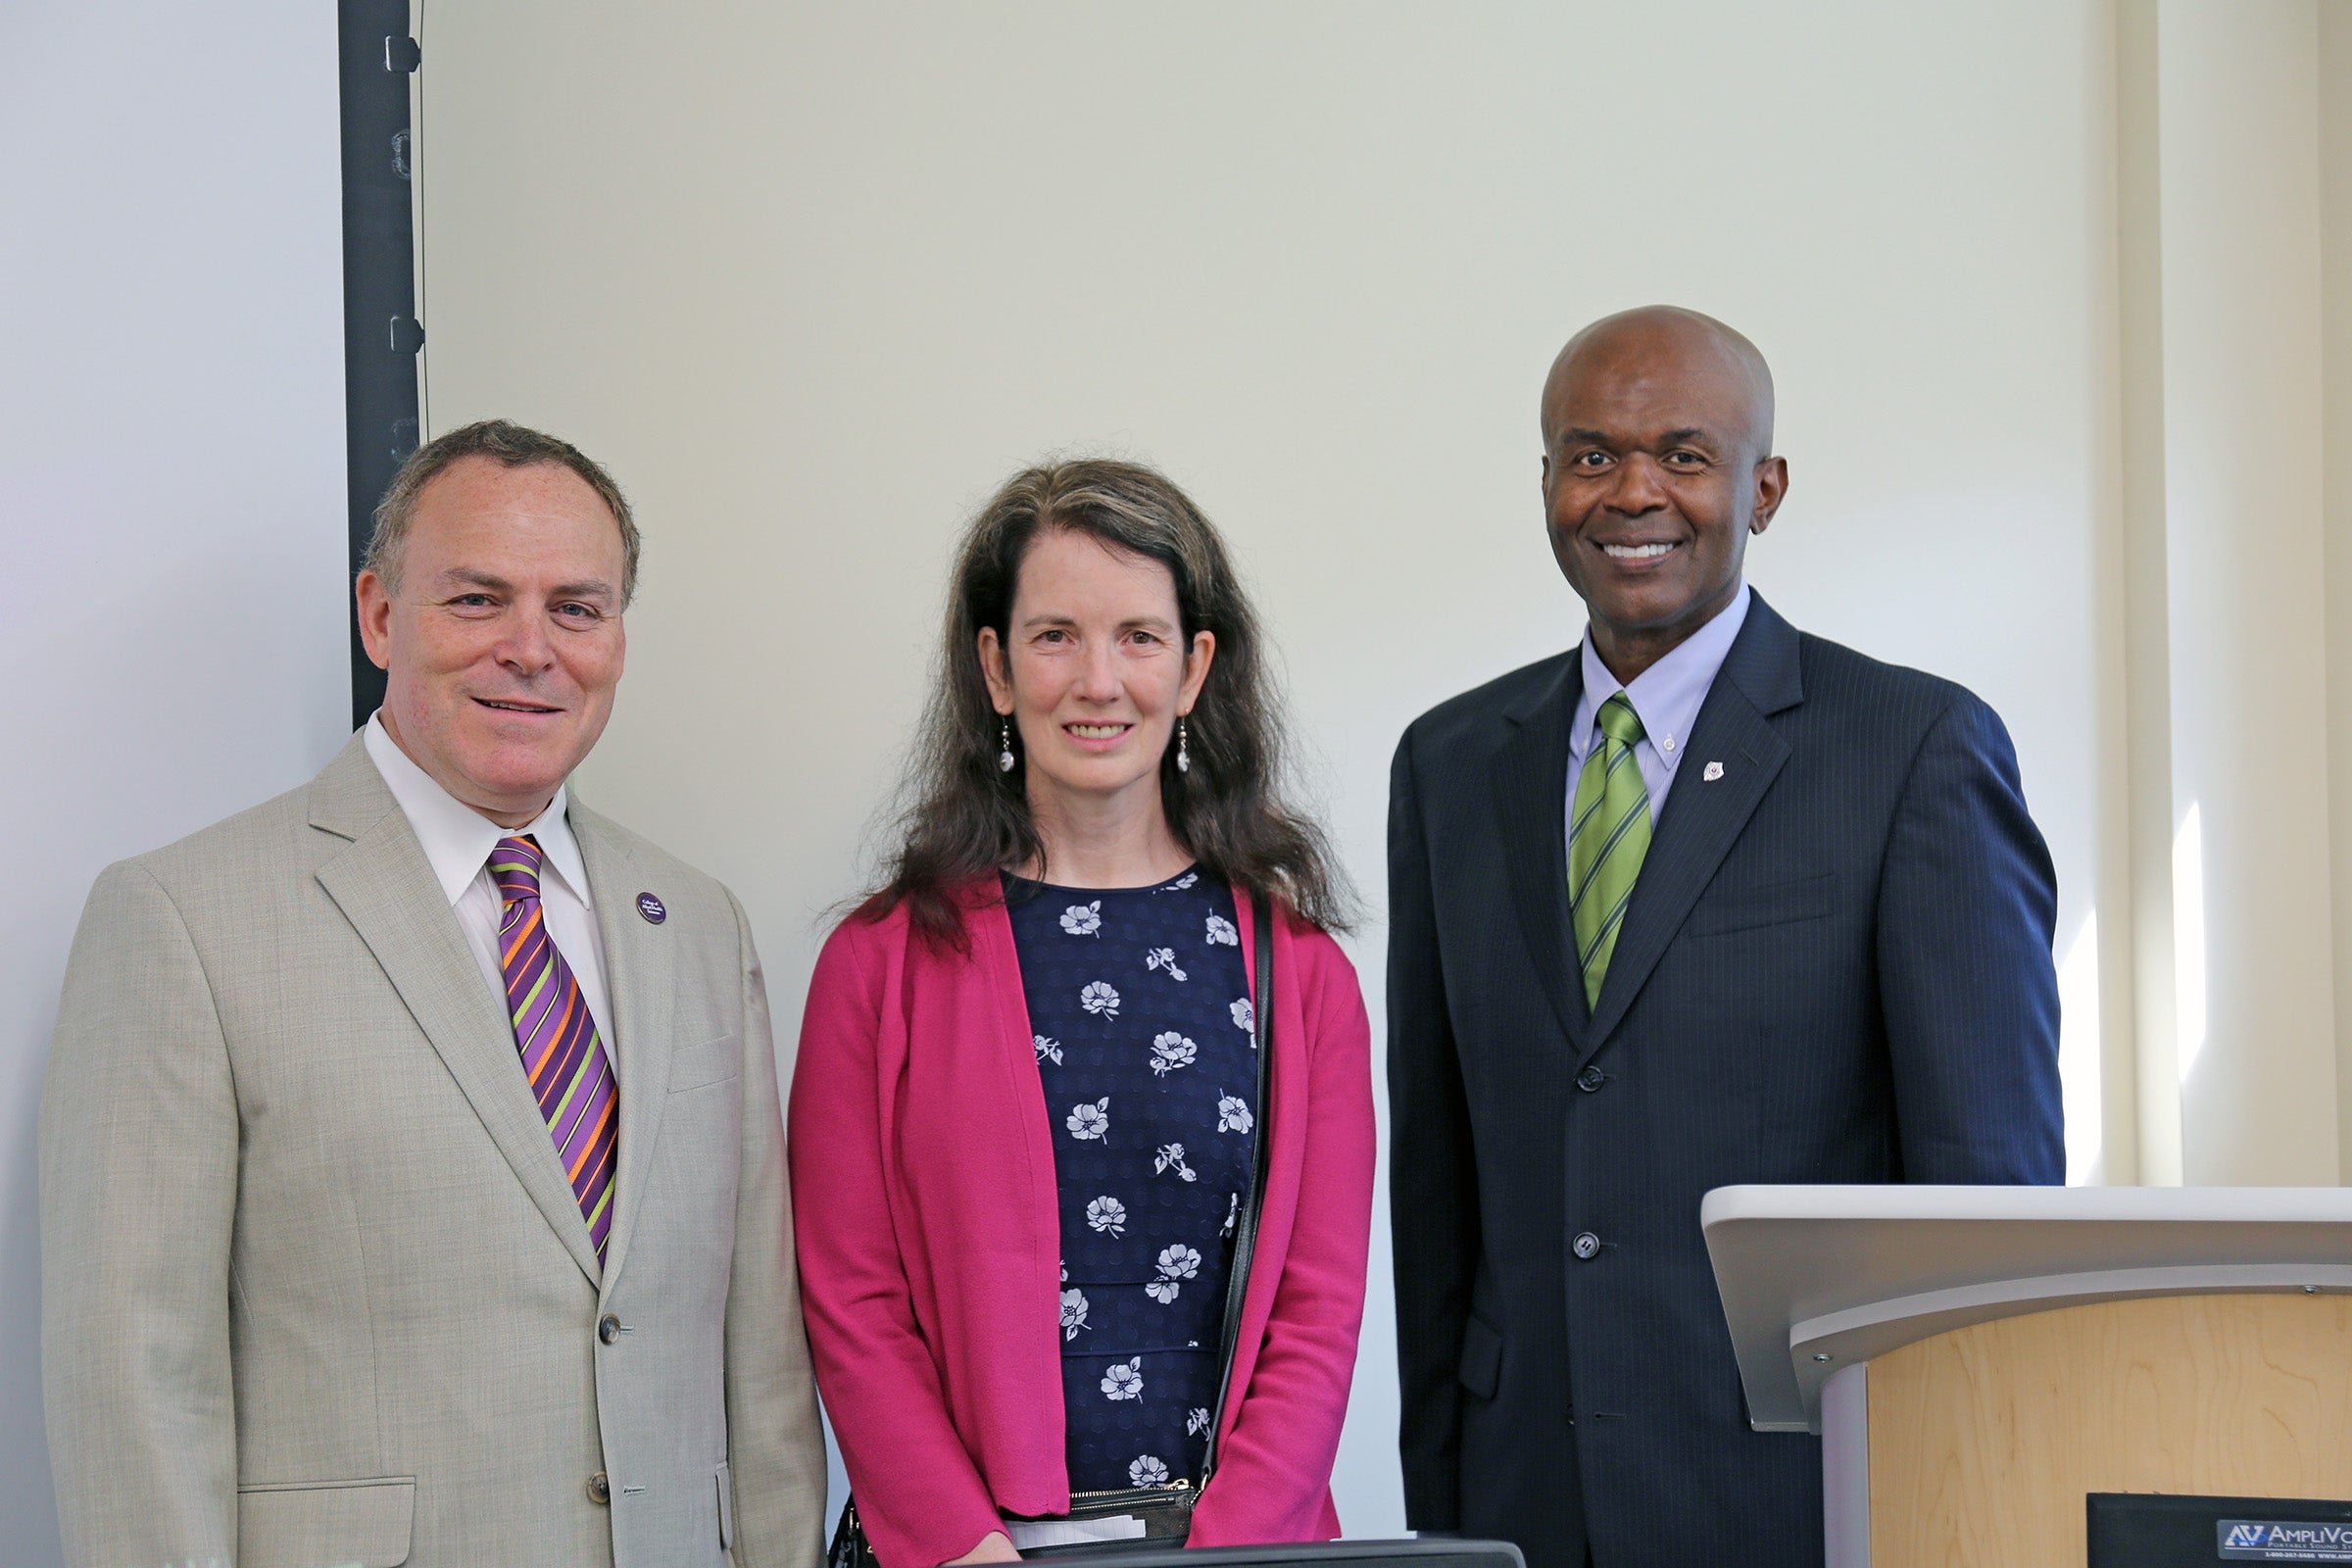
[[830, 901, 1277, 1568]]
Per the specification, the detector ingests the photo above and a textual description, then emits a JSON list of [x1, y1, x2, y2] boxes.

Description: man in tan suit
[[39, 420, 825, 1568]]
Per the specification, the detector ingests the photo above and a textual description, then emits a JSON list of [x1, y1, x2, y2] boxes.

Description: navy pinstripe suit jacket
[[1387, 592, 2063, 1568]]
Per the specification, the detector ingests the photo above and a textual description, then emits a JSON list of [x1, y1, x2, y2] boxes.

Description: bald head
[[1543, 306, 1776, 460], [1536, 305, 1789, 683]]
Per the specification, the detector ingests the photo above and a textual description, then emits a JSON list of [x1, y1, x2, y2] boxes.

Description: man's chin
[[1586, 585, 1703, 632], [449, 743, 583, 815]]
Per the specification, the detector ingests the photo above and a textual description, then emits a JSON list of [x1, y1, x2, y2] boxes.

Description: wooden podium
[[1702, 1185, 2352, 1567]]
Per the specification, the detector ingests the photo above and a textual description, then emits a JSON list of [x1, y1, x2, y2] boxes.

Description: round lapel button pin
[[636, 892, 667, 924]]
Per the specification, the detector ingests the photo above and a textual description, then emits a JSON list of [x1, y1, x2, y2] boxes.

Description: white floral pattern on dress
[[1006, 871, 1252, 1486], [1146, 1242, 1202, 1304], [1102, 1357, 1144, 1400], [1149, 1033, 1198, 1075]]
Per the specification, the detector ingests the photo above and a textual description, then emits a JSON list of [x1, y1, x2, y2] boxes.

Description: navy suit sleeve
[[1386, 727, 1479, 1529], [1875, 693, 2065, 1184]]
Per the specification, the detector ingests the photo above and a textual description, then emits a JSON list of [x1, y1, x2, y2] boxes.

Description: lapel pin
[[1702, 761, 1725, 782], [635, 892, 667, 924]]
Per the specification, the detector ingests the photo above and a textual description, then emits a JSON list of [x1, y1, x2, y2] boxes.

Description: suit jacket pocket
[[237, 1475, 416, 1568], [669, 1033, 742, 1094], [1456, 1314, 1503, 1401], [1687, 873, 1836, 937]]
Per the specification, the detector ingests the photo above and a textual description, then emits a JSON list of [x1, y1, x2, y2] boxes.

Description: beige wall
[[2116, 0, 2346, 1186], [2325, 3, 2352, 1186], [413, 0, 2349, 1531], [2150, 1, 2333, 1182]]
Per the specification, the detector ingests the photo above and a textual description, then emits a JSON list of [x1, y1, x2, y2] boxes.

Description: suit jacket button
[[1572, 1231, 1602, 1260], [588, 1471, 612, 1505], [599, 1313, 621, 1345], [1576, 1065, 1607, 1093]]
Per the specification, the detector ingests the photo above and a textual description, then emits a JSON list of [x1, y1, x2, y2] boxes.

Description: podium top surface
[[1701, 1184, 2352, 1432]]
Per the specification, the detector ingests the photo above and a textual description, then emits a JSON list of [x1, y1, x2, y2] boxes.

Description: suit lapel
[[1580, 595, 1804, 1060], [1488, 654, 1589, 1053], [309, 740, 604, 1286], [571, 806, 675, 1298]]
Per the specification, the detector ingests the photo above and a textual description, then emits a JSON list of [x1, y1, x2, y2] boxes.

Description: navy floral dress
[[1004, 867, 1258, 1494]]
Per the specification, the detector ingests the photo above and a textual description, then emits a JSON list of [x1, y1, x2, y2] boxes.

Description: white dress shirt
[[1566, 581, 1751, 831], [363, 713, 617, 1073]]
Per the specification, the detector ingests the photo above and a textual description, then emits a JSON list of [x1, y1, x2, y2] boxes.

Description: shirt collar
[[1573, 581, 1752, 770], [362, 712, 591, 909]]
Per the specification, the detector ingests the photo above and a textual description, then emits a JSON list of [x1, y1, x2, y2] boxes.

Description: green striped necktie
[[1569, 692, 1652, 1007]]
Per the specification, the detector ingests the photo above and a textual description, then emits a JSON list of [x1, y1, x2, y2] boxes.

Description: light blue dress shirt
[[1565, 581, 1752, 831]]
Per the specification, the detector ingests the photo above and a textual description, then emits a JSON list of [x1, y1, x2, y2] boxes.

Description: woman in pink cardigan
[[790, 460, 1374, 1568]]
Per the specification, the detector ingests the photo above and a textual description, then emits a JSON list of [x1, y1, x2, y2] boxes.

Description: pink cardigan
[[788, 881, 1374, 1568]]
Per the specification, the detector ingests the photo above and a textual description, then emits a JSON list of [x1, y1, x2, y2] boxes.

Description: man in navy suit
[[1387, 306, 2063, 1568]]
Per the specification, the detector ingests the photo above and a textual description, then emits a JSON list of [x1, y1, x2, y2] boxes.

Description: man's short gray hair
[[362, 418, 641, 606]]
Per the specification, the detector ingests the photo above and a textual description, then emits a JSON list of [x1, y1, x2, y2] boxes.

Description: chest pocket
[[1686, 873, 1836, 937], [667, 1034, 741, 1093]]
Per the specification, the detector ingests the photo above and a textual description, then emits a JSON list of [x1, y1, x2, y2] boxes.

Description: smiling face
[[1541, 308, 1788, 682], [356, 456, 628, 826], [977, 526, 1214, 833]]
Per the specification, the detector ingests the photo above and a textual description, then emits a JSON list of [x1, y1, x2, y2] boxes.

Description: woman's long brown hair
[[859, 459, 1352, 948]]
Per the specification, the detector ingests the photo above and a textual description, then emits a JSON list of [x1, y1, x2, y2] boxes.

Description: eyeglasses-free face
[[358, 456, 629, 827], [978, 525, 1214, 835]]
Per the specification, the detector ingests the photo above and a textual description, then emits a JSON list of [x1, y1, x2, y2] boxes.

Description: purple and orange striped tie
[[491, 835, 618, 1264]]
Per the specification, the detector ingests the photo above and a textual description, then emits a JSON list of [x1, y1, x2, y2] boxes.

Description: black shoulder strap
[[1201, 890, 1275, 1484]]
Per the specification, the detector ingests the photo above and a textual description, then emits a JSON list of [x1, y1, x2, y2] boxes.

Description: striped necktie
[[1569, 692, 1652, 1008], [490, 835, 618, 1263]]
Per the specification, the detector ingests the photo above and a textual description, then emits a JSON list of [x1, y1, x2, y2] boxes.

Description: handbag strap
[[1200, 888, 1275, 1485]]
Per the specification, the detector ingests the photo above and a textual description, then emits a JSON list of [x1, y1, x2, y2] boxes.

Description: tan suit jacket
[[39, 735, 826, 1568]]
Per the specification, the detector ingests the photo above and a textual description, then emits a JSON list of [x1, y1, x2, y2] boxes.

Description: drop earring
[[999, 718, 1015, 773], [1176, 714, 1191, 774]]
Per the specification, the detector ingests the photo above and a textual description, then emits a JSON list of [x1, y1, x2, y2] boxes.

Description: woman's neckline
[[1002, 863, 1204, 897]]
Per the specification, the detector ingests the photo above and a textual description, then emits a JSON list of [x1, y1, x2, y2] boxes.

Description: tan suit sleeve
[[39, 860, 239, 1568], [722, 890, 829, 1568]]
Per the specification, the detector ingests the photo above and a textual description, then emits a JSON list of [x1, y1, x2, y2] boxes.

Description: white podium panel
[[1701, 1184, 2352, 1432], [1704, 1186, 2352, 1568]]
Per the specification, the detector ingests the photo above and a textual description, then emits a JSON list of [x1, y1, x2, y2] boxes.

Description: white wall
[[2327, 2, 2352, 1184], [0, 3, 350, 1554], [2105, 0, 2352, 1187], [2151, 1, 2335, 1183], [416, 1, 2124, 1534], [11, 0, 2345, 1553]]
